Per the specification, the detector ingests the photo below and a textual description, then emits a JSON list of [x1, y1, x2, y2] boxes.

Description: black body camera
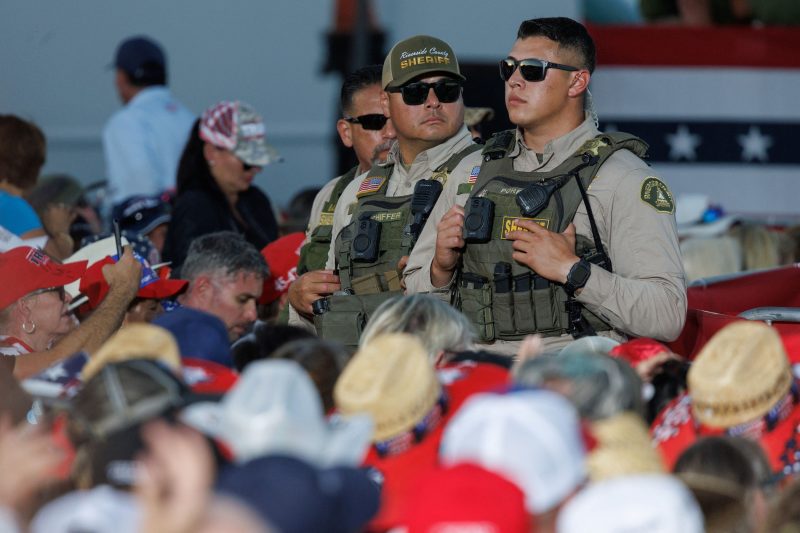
[[463, 197, 495, 243], [351, 217, 381, 263]]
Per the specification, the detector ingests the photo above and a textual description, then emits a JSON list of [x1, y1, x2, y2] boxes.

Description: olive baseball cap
[[382, 35, 465, 89]]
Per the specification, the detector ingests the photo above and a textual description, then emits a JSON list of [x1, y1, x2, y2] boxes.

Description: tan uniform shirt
[[404, 118, 687, 347], [324, 126, 475, 271]]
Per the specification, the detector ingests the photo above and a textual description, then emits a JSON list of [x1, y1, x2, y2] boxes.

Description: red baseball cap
[[610, 338, 672, 367], [259, 232, 304, 304], [0, 247, 87, 310], [399, 463, 530, 533], [78, 256, 188, 310]]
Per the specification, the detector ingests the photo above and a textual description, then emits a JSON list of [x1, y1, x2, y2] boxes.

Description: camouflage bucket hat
[[382, 35, 465, 89], [200, 101, 282, 167]]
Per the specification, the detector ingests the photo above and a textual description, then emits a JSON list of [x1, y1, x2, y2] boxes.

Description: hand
[[431, 205, 465, 287], [508, 221, 580, 283], [102, 246, 142, 301], [41, 203, 77, 236], [0, 416, 64, 512], [136, 421, 215, 533], [288, 270, 340, 316], [514, 334, 545, 365]]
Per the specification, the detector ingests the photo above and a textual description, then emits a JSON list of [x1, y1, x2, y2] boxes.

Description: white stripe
[[592, 67, 800, 120]]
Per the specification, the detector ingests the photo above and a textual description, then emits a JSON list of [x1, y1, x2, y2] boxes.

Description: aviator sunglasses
[[343, 113, 389, 131], [499, 57, 579, 82], [387, 79, 463, 106]]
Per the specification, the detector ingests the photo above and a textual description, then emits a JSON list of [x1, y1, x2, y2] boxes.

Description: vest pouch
[[460, 284, 494, 342], [511, 273, 536, 334], [314, 292, 402, 350], [298, 224, 334, 275], [492, 290, 515, 336], [351, 273, 385, 295]]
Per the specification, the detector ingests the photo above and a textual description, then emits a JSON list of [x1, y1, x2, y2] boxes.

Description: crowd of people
[[2, 14, 800, 533]]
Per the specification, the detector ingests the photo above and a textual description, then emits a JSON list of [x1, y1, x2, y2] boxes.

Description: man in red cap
[[0, 247, 141, 377]]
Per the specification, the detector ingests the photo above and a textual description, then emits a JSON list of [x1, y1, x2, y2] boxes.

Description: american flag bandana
[[467, 165, 481, 184], [356, 176, 386, 197]]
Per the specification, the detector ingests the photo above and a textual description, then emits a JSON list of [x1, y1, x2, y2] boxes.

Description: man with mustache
[[288, 65, 396, 325], [312, 35, 480, 347], [404, 18, 686, 355]]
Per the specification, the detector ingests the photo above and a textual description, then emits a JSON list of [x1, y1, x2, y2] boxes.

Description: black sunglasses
[[387, 79, 462, 106], [343, 114, 389, 131], [499, 57, 579, 82]]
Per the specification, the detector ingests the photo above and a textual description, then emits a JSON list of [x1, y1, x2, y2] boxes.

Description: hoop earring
[[22, 320, 36, 334]]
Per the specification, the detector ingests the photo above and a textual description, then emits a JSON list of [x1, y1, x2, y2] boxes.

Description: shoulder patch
[[640, 177, 675, 214], [356, 176, 385, 197]]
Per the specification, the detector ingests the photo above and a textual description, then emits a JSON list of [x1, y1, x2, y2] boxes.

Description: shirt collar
[[510, 114, 600, 170]]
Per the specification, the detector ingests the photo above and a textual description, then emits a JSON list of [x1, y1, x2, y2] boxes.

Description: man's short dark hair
[[0, 115, 46, 190], [340, 64, 383, 116], [180, 231, 269, 281], [516, 17, 596, 74]]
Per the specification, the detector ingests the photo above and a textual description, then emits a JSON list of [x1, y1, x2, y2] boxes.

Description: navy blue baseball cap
[[113, 36, 166, 82], [216, 455, 380, 533], [112, 195, 171, 237], [153, 307, 234, 368]]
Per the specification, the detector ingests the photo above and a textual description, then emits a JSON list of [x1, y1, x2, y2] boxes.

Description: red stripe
[[588, 25, 800, 68]]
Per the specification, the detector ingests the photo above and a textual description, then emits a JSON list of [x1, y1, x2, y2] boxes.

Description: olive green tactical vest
[[296, 165, 360, 275], [316, 143, 482, 349], [459, 130, 648, 342]]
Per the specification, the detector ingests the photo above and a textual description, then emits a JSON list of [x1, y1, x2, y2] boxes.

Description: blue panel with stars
[[600, 120, 797, 164]]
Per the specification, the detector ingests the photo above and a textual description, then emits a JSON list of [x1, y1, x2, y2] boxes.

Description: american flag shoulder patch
[[356, 176, 385, 197], [467, 165, 481, 184]]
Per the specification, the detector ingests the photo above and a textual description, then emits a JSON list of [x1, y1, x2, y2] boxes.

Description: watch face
[[569, 260, 591, 288]]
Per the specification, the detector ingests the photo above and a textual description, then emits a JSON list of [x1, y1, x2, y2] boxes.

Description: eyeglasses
[[343, 114, 389, 131], [241, 161, 257, 171], [26, 286, 66, 302], [499, 57, 579, 82], [386, 79, 463, 106]]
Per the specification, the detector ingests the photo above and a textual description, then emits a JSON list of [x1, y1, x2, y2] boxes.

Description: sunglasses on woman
[[26, 286, 66, 302], [499, 57, 579, 82], [343, 114, 389, 131], [386, 79, 463, 106]]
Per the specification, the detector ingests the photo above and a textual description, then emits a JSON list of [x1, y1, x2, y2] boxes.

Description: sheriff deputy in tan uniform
[[288, 65, 396, 327], [404, 17, 687, 355], [314, 34, 479, 347]]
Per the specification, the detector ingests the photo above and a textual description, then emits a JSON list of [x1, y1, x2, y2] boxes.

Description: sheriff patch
[[356, 176, 386, 197], [501, 217, 548, 239], [370, 211, 403, 223], [318, 212, 334, 226], [640, 177, 675, 214]]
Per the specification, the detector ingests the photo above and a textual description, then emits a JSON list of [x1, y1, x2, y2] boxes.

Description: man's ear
[[568, 70, 591, 98], [190, 275, 214, 305], [337, 119, 353, 148], [381, 91, 391, 117]]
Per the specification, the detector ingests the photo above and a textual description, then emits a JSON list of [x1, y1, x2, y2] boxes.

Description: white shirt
[[103, 86, 195, 204]]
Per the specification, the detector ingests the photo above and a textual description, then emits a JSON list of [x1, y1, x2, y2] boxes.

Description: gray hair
[[180, 231, 269, 282], [360, 294, 475, 362], [513, 351, 644, 420]]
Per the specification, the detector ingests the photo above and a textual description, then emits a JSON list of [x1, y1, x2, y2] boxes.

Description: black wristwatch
[[564, 259, 592, 297]]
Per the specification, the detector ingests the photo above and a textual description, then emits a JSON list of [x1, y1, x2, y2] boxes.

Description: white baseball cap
[[557, 475, 704, 533], [440, 389, 587, 514]]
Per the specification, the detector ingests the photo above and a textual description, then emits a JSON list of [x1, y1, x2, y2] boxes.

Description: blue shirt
[[0, 192, 42, 235], [103, 86, 195, 204]]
